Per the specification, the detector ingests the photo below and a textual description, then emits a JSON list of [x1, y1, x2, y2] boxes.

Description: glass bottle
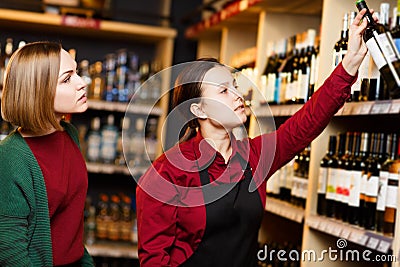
[[356, 0, 400, 99], [317, 135, 336, 216]]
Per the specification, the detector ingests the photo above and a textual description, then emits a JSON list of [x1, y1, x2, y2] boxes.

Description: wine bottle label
[[318, 167, 328, 194], [339, 49, 347, 62], [272, 169, 281, 195], [298, 72, 309, 100], [87, 134, 101, 161], [341, 169, 351, 203], [365, 175, 379, 197], [302, 179, 309, 199], [366, 32, 397, 69], [310, 54, 317, 85], [385, 173, 399, 209], [395, 38, 400, 54], [335, 168, 345, 202], [326, 168, 338, 200], [348, 170, 362, 207], [292, 176, 302, 197], [377, 171, 389, 211], [332, 49, 340, 70]]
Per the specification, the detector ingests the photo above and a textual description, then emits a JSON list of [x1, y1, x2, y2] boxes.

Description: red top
[[25, 130, 88, 266], [136, 63, 355, 267]]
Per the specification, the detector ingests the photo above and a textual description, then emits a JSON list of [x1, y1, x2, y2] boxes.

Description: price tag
[[332, 224, 342, 237], [376, 240, 391, 253], [366, 237, 379, 250], [349, 230, 366, 245], [341, 104, 353, 115], [324, 221, 336, 235], [371, 101, 391, 114], [359, 103, 373, 114], [340, 227, 351, 239], [389, 101, 400, 113], [61, 15, 101, 29]]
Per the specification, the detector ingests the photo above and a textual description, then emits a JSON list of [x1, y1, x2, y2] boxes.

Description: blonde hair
[[1, 41, 63, 134]]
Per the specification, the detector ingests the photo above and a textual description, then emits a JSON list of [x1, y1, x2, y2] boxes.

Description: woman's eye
[[63, 76, 71, 83]]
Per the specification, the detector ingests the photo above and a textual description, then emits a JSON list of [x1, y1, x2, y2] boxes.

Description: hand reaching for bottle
[[342, 8, 378, 76]]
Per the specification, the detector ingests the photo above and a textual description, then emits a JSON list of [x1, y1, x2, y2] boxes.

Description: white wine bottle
[[356, 0, 400, 99]]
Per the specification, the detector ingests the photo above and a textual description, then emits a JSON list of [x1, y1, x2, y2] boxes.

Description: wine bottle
[[392, 3, 400, 52], [334, 133, 347, 220], [332, 13, 349, 70], [376, 133, 390, 232], [356, 0, 400, 99], [363, 133, 380, 230], [348, 132, 362, 225], [383, 133, 399, 236], [357, 132, 370, 227], [317, 136, 337, 216], [338, 132, 354, 222]]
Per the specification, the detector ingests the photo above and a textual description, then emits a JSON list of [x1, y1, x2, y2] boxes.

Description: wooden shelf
[[185, 0, 322, 39], [87, 100, 163, 116], [265, 197, 305, 223], [86, 241, 138, 259], [306, 215, 393, 254], [251, 99, 400, 118], [86, 162, 148, 176], [0, 8, 176, 42]]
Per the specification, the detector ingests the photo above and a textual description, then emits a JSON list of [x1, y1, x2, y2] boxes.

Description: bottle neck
[[356, 1, 375, 25]]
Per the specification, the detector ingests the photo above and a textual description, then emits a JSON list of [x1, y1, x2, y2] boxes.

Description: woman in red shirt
[[0, 41, 94, 266], [137, 9, 372, 267]]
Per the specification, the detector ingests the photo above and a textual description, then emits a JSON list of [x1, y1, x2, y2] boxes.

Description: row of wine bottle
[[317, 131, 400, 236], [243, 0, 400, 108], [267, 146, 311, 209], [246, 27, 320, 106]]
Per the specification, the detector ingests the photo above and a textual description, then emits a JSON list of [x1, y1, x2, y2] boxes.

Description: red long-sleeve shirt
[[136, 63, 355, 267], [25, 130, 88, 266]]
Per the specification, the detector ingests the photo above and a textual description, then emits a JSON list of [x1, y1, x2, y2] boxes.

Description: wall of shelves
[[187, 0, 400, 266]]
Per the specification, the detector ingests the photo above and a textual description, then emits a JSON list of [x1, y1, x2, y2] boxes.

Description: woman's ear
[[190, 103, 207, 119]]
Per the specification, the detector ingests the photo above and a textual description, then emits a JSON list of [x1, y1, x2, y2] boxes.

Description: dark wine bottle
[[356, 0, 400, 99], [376, 133, 390, 232], [348, 132, 362, 225], [332, 13, 349, 70], [383, 133, 399, 236], [317, 135, 337, 216], [334, 133, 347, 221], [363, 133, 380, 230], [357, 132, 370, 227], [325, 135, 339, 218], [338, 132, 354, 222]]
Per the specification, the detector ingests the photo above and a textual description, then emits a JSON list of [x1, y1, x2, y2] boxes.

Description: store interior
[[1, 0, 400, 266]]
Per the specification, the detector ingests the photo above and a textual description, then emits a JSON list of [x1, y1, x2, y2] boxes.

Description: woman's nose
[[229, 87, 244, 100]]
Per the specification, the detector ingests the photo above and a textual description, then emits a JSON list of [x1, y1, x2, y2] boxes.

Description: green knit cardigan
[[0, 122, 94, 267]]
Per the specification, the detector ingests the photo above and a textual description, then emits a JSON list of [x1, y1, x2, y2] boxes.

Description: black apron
[[181, 157, 264, 267]]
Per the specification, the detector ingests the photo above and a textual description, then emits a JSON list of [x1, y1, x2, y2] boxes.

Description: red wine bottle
[[356, 0, 400, 99]]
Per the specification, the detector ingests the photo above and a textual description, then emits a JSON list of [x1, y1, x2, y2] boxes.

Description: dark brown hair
[[172, 57, 223, 142]]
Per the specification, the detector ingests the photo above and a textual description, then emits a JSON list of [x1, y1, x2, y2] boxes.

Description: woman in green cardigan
[[0, 41, 94, 266]]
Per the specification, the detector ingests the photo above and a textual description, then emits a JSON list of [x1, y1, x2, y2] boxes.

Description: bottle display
[[384, 134, 400, 236], [100, 114, 118, 164], [317, 135, 336, 216], [356, 0, 400, 99]]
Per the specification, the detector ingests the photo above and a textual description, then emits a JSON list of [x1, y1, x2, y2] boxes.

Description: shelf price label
[[389, 100, 400, 113], [62, 15, 101, 29], [376, 240, 391, 254], [366, 237, 379, 250], [348, 230, 368, 246], [370, 101, 391, 114]]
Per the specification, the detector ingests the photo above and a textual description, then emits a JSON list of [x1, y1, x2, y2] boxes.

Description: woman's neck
[[200, 124, 232, 163], [18, 127, 58, 137]]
